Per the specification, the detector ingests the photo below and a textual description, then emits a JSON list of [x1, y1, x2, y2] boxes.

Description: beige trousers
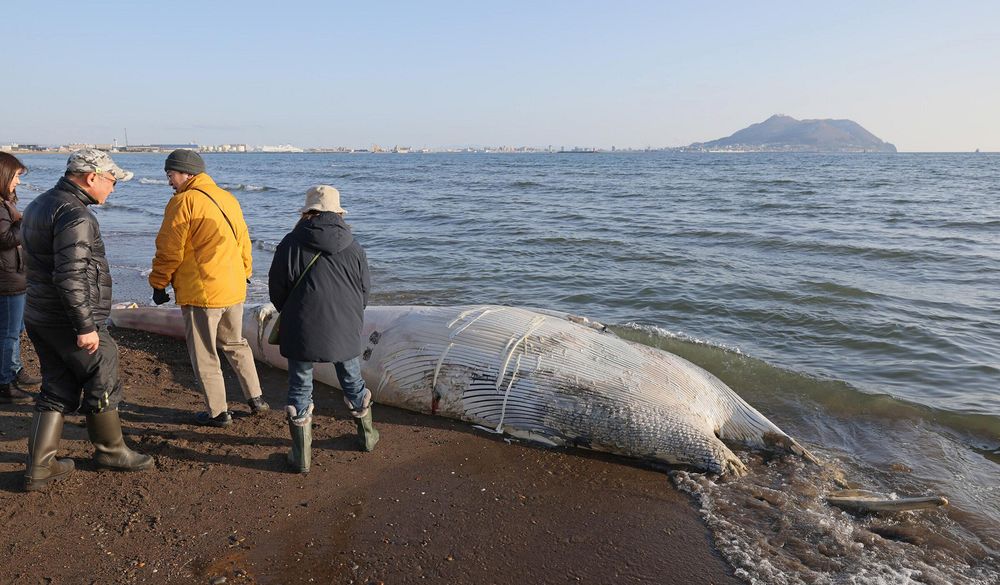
[[181, 304, 262, 417]]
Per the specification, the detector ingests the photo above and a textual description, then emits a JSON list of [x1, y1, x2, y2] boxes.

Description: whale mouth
[[761, 432, 820, 465]]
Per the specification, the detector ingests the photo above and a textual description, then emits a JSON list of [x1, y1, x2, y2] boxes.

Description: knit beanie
[[164, 149, 206, 175]]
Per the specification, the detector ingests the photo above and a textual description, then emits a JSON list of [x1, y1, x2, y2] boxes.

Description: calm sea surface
[[16, 152, 1000, 583]]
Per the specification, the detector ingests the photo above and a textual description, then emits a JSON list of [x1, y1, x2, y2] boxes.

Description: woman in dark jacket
[[0, 153, 41, 403], [268, 185, 375, 473]]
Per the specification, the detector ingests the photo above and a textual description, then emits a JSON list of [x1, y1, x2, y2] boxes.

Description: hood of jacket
[[291, 212, 354, 255]]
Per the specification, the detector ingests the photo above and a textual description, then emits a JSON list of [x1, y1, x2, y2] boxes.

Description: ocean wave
[[139, 178, 169, 185], [749, 178, 801, 186], [519, 235, 624, 247], [220, 183, 272, 192], [616, 322, 747, 355], [252, 239, 278, 252], [676, 228, 964, 264], [799, 280, 883, 300], [939, 219, 1000, 230], [100, 202, 163, 218]]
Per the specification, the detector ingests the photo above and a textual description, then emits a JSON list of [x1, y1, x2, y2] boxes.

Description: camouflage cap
[[65, 149, 134, 182]]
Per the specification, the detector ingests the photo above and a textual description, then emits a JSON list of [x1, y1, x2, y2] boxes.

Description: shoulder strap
[[288, 252, 322, 296], [191, 187, 238, 240]]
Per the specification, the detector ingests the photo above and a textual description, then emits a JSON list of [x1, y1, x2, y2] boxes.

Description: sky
[[4, 1, 999, 151]]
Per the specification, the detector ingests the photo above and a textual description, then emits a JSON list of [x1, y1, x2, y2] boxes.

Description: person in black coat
[[268, 186, 375, 473], [20, 149, 153, 492], [0, 152, 41, 404]]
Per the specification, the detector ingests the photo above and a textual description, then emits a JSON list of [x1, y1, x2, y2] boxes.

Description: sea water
[[15, 151, 1000, 583]]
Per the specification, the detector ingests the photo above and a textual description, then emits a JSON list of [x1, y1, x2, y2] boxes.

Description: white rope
[[496, 316, 546, 392], [431, 342, 455, 392], [448, 307, 501, 338], [494, 354, 522, 433]]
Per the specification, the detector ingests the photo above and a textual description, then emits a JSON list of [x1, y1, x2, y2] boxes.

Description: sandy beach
[[0, 327, 740, 585]]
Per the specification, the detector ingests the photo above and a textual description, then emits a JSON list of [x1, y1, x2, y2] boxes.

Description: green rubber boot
[[24, 411, 75, 492], [355, 408, 379, 452], [345, 389, 379, 452], [286, 404, 313, 474], [86, 410, 155, 471]]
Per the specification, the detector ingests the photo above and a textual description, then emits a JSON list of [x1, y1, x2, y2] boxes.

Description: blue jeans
[[0, 293, 26, 385], [287, 356, 368, 418]]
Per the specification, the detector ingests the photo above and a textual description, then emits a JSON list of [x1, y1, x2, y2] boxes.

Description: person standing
[[21, 149, 154, 492], [149, 149, 268, 427], [268, 185, 376, 474], [0, 153, 41, 404]]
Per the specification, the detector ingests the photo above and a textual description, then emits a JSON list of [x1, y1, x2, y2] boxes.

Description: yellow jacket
[[149, 173, 253, 308]]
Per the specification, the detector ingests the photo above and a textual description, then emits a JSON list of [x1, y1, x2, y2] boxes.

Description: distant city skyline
[[4, 2, 998, 152]]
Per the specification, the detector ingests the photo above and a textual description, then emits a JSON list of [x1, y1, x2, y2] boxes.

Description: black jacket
[[22, 177, 112, 334], [268, 212, 370, 363], [0, 202, 26, 295]]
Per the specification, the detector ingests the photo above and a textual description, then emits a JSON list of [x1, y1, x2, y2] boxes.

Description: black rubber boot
[[24, 411, 75, 492], [86, 410, 154, 471], [286, 405, 312, 474]]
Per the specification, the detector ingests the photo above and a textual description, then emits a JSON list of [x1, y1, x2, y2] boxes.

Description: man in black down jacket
[[268, 185, 374, 473], [20, 149, 153, 492]]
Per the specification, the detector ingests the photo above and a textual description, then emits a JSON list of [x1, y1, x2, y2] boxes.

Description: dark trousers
[[25, 323, 122, 414]]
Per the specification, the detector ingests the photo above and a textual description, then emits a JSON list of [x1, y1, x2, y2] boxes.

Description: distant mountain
[[689, 115, 896, 153]]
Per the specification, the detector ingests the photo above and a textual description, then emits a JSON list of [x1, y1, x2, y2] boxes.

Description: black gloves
[[152, 288, 170, 305]]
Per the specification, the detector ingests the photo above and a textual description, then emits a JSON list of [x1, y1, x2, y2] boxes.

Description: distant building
[[258, 144, 304, 153]]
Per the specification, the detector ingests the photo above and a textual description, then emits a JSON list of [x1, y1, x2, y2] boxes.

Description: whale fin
[[826, 490, 948, 513]]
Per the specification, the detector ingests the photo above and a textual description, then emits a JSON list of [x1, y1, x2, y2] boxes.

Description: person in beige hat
[[268, 185, 375, 473], [298, 185, 347, 214]]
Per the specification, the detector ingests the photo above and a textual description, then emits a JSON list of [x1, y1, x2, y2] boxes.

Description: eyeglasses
[[97, 173, 117, 187]]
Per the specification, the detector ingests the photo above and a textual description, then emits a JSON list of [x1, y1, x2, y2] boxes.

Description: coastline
[[0, 327, 741, 584]]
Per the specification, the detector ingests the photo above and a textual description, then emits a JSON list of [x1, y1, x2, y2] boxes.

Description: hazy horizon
[[4, 2, 998, 152]]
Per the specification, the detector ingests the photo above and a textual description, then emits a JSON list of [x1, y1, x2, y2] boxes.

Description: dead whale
[[111, 302, 815, 477], [110, 303, 949, 512]]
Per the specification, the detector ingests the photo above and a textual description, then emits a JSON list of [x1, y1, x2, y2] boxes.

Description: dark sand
[[0, 328, 741, 584]]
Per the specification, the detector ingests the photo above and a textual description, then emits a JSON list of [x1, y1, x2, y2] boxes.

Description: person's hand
[[152, 288, 170, 305], [77, 331, 99, 355], [4, 202, 21, 222]]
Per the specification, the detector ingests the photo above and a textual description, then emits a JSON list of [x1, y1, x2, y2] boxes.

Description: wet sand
[[0, 328, 741, 584]]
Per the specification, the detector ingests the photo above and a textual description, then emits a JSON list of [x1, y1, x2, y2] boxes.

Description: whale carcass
[[110, 303, 815, 477]]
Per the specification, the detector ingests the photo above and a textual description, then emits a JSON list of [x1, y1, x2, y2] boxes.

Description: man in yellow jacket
[[149, 149, 269, 426]]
